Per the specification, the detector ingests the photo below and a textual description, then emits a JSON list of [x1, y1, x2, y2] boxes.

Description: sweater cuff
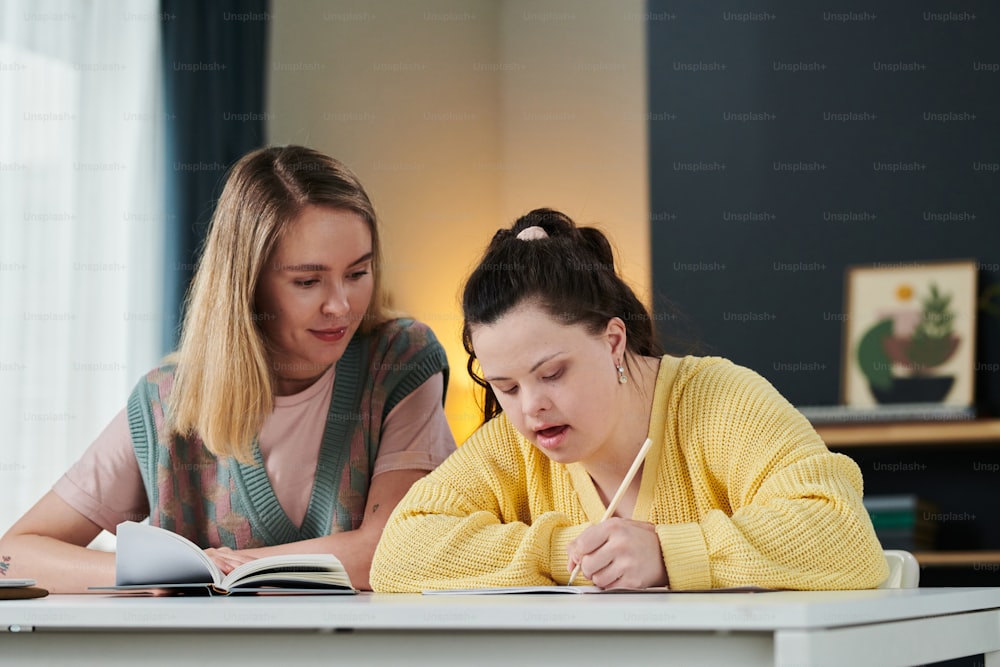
[[549, 525, 588, 584], [656, 523, 711, 590]]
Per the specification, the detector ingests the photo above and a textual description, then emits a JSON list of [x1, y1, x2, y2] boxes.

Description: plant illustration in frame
[[843, 261, 977, 408]]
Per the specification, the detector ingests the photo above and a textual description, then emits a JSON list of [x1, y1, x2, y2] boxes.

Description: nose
[[519, 383, 550, 418], [321, 283, 350, 318]]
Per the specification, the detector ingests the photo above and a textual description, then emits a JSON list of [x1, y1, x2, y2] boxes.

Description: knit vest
[[126, 318, 448, 549]]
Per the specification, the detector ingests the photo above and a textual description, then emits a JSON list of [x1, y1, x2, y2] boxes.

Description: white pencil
[[567, 437, 653, 586]]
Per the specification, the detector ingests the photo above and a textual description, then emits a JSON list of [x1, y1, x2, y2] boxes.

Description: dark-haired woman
[[370, 209, 887, 593]]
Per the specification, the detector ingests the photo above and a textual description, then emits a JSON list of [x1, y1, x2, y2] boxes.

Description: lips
[[533, 424, 569, 450], [309, 326, 348, 342]]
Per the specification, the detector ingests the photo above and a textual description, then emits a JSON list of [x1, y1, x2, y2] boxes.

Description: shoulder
[[666, 355, 822, 457], [142, 362, 178, 382], [464, 412, 524, 451], [436, 412, 538, 483], [357, 319, 450, 410], [372, 317, 440, 343], [462, 413, 546, 469], [666, 354, 807, 434], [671, 355, 782, 406], [362, 318, 444, 358], [131, 362, 179, 400]]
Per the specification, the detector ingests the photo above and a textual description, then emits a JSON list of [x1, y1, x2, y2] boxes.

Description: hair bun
[[508, 208, 617, 273], [511, 208, 576, 239], [516, 225, 549, 241], [577, 226, 616, 274]]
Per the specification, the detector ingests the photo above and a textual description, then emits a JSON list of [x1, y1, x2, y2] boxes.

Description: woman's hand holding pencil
[[566, 438, 669, 589]]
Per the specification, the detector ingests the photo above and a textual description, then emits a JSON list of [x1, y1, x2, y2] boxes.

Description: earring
[[617, 362, 628, 385]]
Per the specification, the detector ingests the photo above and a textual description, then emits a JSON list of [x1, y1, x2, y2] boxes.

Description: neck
[[272, 365, 331, 396], [583, 354, 661, 492]]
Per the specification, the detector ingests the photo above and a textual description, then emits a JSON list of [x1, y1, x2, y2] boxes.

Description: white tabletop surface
[[2, 588, 998, 633]]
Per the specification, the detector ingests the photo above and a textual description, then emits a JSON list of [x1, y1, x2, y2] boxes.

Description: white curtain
[[0, 0, 164, 537]]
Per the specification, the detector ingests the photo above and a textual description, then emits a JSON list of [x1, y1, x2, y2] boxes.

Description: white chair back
[[879, 550, 920, 589]]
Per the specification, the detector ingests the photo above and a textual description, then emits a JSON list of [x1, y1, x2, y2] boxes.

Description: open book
[[96, 521, 355, 595]]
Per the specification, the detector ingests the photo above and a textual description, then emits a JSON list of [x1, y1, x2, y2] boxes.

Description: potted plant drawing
[[856, 282, 960, 404]]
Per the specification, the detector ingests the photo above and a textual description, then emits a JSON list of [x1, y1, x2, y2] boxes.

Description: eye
[[347, 269, 370, 281], [295, 278, 319, 288], [542, 368, 563, 382], [495, 384, 518, 396]]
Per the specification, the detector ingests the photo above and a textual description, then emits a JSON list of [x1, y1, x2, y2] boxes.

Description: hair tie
[[516, 225, 549, 241]]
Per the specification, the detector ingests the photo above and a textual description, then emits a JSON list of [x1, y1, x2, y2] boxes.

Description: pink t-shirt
[[53, 368, 455, 531]]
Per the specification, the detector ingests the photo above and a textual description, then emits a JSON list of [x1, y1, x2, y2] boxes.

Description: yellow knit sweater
[[371, 355, 888, 592]]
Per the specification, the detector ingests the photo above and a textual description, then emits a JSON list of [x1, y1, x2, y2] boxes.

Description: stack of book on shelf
[[864, 494, 939, 551]]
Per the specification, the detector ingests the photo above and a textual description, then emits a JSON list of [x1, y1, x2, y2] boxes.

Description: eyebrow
[[280, 252, 373, 273], [485, 352, 561, 382]]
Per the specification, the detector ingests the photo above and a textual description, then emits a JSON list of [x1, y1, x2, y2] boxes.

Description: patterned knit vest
[[126, 318, 448, 549]]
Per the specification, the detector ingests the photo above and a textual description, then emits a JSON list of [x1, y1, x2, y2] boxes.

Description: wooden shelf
[[815, 419, 1000, 447], [914, 551, 1000, 567], [810, 420, 1000, 572]]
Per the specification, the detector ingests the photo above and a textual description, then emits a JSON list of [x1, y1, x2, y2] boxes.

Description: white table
[[1, 588, 998, 666]]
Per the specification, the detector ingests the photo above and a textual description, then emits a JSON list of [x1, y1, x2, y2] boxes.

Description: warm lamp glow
[[380, 210, 495, 447], [443, 354, 483, 445]]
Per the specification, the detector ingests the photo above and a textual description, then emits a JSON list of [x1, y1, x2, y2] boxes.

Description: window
[[0, 0, 163, 535]]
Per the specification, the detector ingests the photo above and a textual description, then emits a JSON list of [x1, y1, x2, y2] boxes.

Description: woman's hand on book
[[204, 546, 258, 575], [566, 519, 668, 589]]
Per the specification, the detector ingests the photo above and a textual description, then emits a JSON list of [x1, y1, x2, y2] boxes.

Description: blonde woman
[[0, 146, 455, 592]]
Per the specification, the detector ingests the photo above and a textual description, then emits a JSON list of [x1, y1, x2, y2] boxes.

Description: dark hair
[[461, 208, 665, 423]]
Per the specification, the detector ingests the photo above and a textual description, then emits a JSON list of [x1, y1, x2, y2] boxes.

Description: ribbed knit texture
[[370, 355, 889, 592], [128, 318, 448, 549]]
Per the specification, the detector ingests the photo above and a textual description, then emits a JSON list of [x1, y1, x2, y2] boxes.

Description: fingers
[[204, 547, 257, 575], [566, 519, 667, 589], [581, 553, 622, 589], [567, 521, 619, 585], [570, 524, 609, 557]]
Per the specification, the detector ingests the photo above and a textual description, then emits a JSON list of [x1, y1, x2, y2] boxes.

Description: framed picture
[[842, 260, 978, 408]]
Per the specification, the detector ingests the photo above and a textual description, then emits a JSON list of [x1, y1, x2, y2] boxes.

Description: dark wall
[[160, 0, 269, 352], [647, 2, 1000, 413]]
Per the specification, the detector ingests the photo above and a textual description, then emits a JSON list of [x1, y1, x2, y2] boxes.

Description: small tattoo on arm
[[1, 555, 11, 576], [372, 504, 380, 514]]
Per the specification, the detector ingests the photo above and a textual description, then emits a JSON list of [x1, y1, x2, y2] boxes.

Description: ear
[[603, 317, 628, 358]]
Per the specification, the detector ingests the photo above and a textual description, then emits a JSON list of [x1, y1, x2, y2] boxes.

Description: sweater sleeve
[[659, 359, 889, 591], [370, 416, 584, 592]]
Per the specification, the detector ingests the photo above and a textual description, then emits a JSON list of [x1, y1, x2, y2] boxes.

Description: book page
[[0, 579, 36, 588], [115, 522, 221, 586], [222, 553, 353, 591]]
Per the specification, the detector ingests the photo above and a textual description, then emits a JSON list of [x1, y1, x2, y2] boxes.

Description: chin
[[297, 347, 342, 369], [528, 443, 575, 464]]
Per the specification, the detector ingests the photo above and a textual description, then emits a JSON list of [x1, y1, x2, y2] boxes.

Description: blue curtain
[[160, 0, 269, 351]]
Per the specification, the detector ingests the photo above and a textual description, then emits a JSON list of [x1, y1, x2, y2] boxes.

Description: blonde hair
[[168, 145, 390, 462]]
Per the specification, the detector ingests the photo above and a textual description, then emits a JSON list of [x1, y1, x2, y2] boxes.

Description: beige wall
[[268, 0, 647, 442], [498, 0, 650, 302]]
